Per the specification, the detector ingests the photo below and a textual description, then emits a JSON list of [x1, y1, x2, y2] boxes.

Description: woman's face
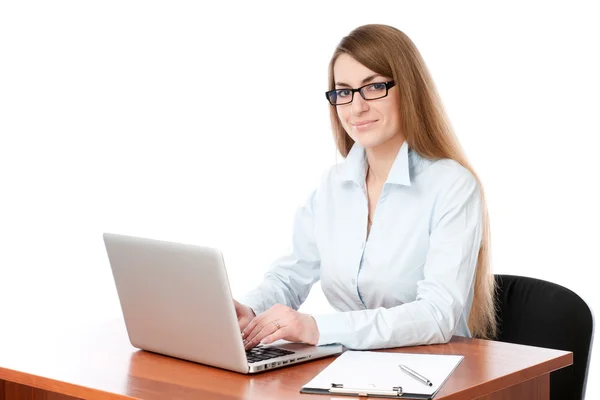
[[333, 53, 402, 150]]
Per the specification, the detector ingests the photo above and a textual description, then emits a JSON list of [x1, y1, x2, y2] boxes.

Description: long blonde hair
[[328, 24, 497, 339]]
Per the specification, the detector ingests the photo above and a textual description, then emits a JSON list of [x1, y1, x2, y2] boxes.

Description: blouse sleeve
[[238, 189, 321, 315]]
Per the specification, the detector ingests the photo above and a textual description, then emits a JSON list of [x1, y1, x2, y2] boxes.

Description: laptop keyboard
[[246, 345, 295, 364]]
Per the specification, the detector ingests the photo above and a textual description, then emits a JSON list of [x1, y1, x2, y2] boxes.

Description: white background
[[1, 1, 598, 397]]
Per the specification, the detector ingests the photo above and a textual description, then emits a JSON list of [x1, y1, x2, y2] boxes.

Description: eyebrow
[[335, 74, 383, 88]]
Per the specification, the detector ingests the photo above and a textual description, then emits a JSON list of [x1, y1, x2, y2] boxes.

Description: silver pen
[[399, 364, 433, 386]]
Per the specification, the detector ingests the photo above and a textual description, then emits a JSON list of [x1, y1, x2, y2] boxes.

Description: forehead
[[333, 53, 380, 86]]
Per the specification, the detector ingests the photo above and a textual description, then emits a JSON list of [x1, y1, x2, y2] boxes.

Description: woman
[[236, 24, 497, 350]]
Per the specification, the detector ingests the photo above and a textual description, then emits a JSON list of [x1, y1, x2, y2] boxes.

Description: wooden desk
[[0, 317, 571, 400]]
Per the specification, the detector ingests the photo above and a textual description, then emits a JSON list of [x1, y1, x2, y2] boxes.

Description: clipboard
[[299, 351, 463, 399], [300, 383, 430, 398]]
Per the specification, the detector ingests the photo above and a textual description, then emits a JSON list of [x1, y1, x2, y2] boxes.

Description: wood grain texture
[[3, 381, 81, 400], [0, 318, 571, 400], [474, 375, 550, 400]]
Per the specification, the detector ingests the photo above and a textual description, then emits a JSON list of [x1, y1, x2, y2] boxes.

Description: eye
[[367, 83, 386, 91], [336, 89, 352, 98]]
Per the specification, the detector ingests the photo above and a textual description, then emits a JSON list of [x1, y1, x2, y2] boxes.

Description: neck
[[366, 134, 405, 184]]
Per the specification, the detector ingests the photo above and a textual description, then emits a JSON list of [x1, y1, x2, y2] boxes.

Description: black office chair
[[494, 274, 594, 400]]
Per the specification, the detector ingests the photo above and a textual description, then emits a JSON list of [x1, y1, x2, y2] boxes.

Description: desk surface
[[0, 317, 571, 400]]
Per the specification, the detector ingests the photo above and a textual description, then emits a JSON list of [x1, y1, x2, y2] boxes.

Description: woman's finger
[[244, 311, 279, 349], [244, 319, 280, 349], [260, 325, 288, 345], [242, 310, 270, 342]]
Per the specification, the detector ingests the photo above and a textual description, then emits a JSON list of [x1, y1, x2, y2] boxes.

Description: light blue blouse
[[239, 141, 483, 350]]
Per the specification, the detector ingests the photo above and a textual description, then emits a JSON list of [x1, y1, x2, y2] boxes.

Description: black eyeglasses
[[325, 81, 395, 105]]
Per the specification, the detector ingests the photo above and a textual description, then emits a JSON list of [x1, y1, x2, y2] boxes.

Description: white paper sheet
[[302, 351, 463, 396]]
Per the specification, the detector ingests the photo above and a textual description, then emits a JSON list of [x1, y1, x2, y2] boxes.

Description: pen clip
[[330, 383, 403, 397]]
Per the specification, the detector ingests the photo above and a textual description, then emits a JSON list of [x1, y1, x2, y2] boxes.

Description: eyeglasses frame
[[325, 80, 396, 105]]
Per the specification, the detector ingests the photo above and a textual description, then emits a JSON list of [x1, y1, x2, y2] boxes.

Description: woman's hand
[[234, 299, 256, 332], [241, 304, 320, 350]]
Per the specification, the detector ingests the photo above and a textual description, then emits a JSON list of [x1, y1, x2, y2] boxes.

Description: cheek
[[383, 104, 401, 128], [388, 95, 402, 125], [336, 108, 351, 128]]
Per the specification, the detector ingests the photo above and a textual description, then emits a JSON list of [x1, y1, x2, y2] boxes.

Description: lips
[[351, 120, 377, 127]]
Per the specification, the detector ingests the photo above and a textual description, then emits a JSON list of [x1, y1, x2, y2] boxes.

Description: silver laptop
[[103, 232, 343, 374]]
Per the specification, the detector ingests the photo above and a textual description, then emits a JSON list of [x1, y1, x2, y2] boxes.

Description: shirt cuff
[[313, 312, 350, 346]]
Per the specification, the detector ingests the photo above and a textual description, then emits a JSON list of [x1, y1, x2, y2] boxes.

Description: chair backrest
[[494, 274, 594, 400]]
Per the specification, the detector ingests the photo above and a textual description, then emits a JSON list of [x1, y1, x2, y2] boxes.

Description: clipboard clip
[[330, 383, 404, 397]]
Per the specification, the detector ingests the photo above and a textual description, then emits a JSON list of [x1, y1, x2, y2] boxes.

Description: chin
[[351, 134, 387, 149]]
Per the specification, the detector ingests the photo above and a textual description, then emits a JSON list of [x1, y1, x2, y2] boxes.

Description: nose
[[351, 92, 369, 115]]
